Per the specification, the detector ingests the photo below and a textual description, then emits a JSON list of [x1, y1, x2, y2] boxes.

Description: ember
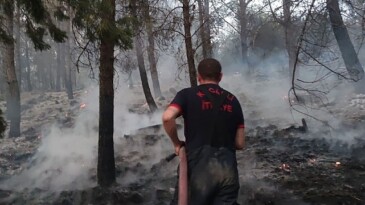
[[80, 103, 87, 109], [279, 163, 290, 172]]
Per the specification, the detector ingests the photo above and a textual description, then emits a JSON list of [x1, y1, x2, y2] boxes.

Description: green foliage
[[0, 0, 67, 50], [69, 0, 133, 49], [0, 108, 6, 139]]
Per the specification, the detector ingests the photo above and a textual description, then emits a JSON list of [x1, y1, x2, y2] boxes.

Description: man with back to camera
[[162, 58, 245, 205]]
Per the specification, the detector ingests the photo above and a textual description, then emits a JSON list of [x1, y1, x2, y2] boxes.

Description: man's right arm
[[235, 127, 245, 150]]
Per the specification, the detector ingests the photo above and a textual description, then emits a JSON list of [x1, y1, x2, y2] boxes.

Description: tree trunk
[[55, 43, 61, 91], [97, 0, 116, 188], [283, 0, 297, 78], [197, 0, 212, 59], [144, 1, 162, 98], [15, 5, 22, 91], [131, 0, 158, 112], [50, 61, 55, 90], [327, 0, 365, 86], [239, 0, 250, 75], [182, 0, 197, 87], [65, 13, 74, 99], [0, 108, 6, 138], [3, 3, 21, 137], [25, 40, 32, 91]]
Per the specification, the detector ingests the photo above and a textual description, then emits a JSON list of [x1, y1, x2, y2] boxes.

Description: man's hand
[[174, 141, 185, 156]]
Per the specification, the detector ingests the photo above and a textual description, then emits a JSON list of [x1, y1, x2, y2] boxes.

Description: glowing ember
[[308, 158, 317, 164], [80, 103, 87, 109], [280, 163, 290, 172], [335, 161, 341, 168]]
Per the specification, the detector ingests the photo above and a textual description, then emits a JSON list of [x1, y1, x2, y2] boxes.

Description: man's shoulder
[[177, 87, 193, 94]]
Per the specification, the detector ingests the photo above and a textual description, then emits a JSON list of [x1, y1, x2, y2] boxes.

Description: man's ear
[[198, 74, 203, 83], [218, 73, 223, 82]]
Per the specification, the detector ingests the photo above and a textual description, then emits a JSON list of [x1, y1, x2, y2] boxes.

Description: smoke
[[0, 36, 364, 195], [0, 77, 175, 192]]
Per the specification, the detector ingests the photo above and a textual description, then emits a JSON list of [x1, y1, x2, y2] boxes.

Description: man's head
[[197, 58, 222, 84]]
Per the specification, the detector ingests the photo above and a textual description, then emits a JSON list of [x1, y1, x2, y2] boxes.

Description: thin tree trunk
[[131, 0, 158, 112], [327, 0, 365, 85], [65, 13, 74, 99], [15, 5, 22, 91], [144, 1, 162, 98], [3, 2, 21, 137], [55, 43, 61, 91], [49, 61, 54, 90], [204, 0, 212, 56], [25, 40, 32, 91], [97, 0, 116, 188], [182, 0, 197, 87], [239, 0, 256, 77], [198, 0, 212, 58], [283, 0, 297, 78]]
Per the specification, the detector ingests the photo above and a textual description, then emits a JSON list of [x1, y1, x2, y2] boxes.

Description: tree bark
[[3, 2, 21, 137], [182, 0, 197, 87], [283, 0, 297, 78], [239, 0, 250, 74], [327, 0, 365, 85], [197, 0, 212, 58], [55, 43, 61, 91], [15, 5, 22, 91], [65, 11, 74, 99], [97, 0, 116, 188], [131, 0, 158, 112], [144, 1, 162, 98], [24, 40, 32, 91]]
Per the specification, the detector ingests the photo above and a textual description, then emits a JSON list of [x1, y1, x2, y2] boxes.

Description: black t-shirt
[[170, 84, 244, 153]]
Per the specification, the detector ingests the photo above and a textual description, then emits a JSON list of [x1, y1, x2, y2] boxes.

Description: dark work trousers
[[170, 145, 240, 205]]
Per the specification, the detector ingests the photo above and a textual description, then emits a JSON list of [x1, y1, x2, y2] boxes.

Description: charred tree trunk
[[55, 43, 61, 91], [239, 0, 250, 75], [65, 14, 74, 99], [182, 0, 197, 87], [131, 0, 158, 112], [197, 0, 212, 58], [3, 3, 21, 137], [144, 1, 162, 98], [0, 108, 6, 138], [24, 40, 32, 91], [283, 0, 297, 78], [49, 61, 55, 90], [97, 0, 116, 188], [15, 5, 22, 91], [326, 0, 365, 88]]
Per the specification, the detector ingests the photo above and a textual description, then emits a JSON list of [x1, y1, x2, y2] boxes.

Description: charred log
[[0, 108, 6, 138], [273, 118, 308, 137]]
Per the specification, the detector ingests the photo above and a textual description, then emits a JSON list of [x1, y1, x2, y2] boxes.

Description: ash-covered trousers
[[170, 145, 240, 205]]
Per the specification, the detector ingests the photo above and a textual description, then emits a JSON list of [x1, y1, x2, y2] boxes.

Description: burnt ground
[[0, 91, 365, 205], [0, 124, 364, 205], [238, 126, 365, 205]]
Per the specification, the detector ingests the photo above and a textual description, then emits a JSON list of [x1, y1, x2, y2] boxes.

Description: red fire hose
[[178, 146, 188, 205]]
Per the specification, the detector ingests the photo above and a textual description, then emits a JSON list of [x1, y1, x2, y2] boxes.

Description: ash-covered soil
[[0, 89, 365, 205]]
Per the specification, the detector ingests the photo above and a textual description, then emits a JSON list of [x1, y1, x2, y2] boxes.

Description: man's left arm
[[162, 106, 184, 155]]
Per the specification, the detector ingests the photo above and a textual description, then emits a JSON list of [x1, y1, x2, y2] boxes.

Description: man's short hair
[[197, 58, 222, 81]]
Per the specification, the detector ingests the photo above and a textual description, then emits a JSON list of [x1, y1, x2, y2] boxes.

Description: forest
[[0, 0, 365, 204]]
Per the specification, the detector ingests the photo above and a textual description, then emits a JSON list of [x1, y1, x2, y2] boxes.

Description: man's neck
[[199, 80, 219, 85]]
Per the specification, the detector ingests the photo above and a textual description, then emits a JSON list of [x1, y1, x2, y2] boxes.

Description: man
[[162, 58, 245, 205]]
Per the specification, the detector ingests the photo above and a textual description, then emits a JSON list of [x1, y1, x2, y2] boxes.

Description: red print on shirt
[[202, 100, 213, 110], [227, 94, 235, 101], [197, 91, 205, 98], [208, 88, 223, 95]]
